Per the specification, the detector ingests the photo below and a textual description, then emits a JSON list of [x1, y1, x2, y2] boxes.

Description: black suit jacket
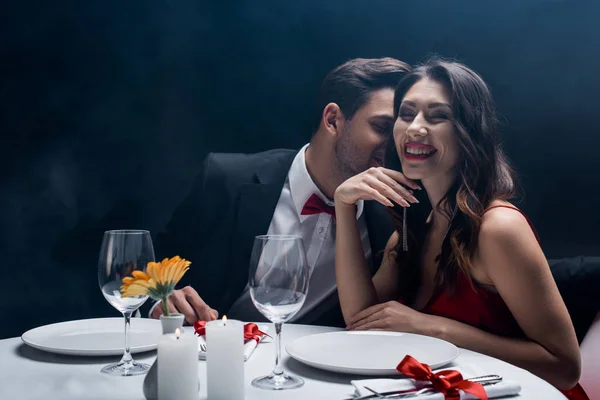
[[155, 148, 394, 327]]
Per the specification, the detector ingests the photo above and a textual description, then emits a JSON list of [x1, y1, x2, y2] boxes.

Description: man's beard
[[334, 137, 369, 182]]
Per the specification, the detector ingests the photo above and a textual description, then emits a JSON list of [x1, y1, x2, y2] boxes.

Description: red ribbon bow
[[193, 320, 207, 336], [396, 355, 488, 400], [243, 323, 271, 343], [193, 320, 271, 343]]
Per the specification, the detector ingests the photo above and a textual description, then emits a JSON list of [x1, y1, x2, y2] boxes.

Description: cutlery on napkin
[[198, 324, 269, 362], [350, 365, 521, 400]]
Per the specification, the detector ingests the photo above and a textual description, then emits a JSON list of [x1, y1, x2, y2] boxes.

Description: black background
[[1, 0, 599, 339]]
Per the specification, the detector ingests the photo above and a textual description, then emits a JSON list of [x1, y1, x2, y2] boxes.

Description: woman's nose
[[406, 113, 428, 138]]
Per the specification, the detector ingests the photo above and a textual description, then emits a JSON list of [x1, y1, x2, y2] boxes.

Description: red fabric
[[193, 320, 207, 336], [243, 322, 271, 343], [301, 193, 335, 219], [403, 205, 588, 400], [193, 320, 270, 344], [397, 355, 488, 399]]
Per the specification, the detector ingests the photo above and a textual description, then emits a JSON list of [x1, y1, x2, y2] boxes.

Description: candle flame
[[175, 328, 181, 339], [222, 315, 227, 325]]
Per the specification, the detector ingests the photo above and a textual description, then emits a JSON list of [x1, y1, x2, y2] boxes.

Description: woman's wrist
[[333, 191, 357, 208], [421, 314, 448, 339], [334, 200, 357, 216]]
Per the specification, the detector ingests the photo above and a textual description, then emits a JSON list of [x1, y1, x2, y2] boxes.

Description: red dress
[[413, 205, 589, 400]]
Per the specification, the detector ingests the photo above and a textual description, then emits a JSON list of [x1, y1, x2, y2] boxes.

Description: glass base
[[251, 373, 304, 390], [101, 360, 150, 376]]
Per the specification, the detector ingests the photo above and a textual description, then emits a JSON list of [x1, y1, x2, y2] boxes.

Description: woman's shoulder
[[480, 200, 529, 233], [478, 200, 539, 256]]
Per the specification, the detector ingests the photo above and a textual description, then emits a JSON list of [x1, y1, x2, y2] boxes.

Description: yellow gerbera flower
[[120, 270, 153, 297], [120, 256, 190, 316]]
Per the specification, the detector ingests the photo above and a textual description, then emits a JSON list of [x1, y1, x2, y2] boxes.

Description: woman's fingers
[[373, 170, 419, 204], [360, 183, 394, 207], [380, 168, 421, 191], [363, 175, 411, 207]]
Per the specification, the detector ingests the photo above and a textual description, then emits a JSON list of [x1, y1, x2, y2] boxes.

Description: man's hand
[[150, 286, 219, 324]]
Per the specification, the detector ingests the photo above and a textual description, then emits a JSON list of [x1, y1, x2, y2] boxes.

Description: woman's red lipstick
[[404, 142, 437, 161]]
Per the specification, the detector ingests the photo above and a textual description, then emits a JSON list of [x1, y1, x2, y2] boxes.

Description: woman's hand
[[333, 167, 421, 208], [347, 301, 435, 335]]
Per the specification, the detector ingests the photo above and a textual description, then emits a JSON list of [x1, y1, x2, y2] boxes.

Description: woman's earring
[[402, 207, 408, 252]]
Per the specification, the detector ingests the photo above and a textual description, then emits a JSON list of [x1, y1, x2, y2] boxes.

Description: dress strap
[[482, 205, 540, 243]]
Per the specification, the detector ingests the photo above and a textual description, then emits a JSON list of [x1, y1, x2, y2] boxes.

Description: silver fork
[[364, 386, 432, 399], [360, 374, 502, 399]]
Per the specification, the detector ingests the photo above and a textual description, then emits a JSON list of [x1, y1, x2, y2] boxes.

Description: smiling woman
[[333, 57, 588, 400]]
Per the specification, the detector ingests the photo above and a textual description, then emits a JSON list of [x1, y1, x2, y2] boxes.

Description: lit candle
[[206, 316, 244, 400], [158, 328, 199, 400]]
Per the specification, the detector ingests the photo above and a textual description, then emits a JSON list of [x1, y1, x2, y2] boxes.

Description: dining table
[[0, 322, 567, 399]]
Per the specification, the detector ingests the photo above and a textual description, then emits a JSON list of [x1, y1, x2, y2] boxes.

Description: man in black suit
[[152, 58, 411, 327]]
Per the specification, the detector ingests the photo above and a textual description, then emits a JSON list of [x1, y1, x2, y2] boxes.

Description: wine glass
[[97, 229, 154, 376], [249, 234, 310, 390]]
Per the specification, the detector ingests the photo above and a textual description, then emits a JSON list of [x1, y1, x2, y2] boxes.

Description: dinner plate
[[286, 331, 459, 375], [21, 317, 162, 356]]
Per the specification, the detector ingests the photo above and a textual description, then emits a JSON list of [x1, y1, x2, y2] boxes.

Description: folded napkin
[[352, 365, 521, 400], [195, 321, 270, 362]]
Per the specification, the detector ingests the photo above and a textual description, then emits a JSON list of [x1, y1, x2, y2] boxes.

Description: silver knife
[[346, 374, 502, 400]]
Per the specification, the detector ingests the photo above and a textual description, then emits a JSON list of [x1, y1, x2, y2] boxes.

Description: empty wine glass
[[98, 229, 154, 376], [249, 234, 310, 390]]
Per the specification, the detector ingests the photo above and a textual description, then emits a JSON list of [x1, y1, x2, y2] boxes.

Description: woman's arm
[[335, 209, 401, 324], [465, 207, 581, 389], [333, 167, 419, 325], [348, 207, 581, 390], [335, 203, 378, 324], [428, 312, 580, 390]]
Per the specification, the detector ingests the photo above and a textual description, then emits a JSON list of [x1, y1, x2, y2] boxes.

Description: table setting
[[1, 230, 568, 399]]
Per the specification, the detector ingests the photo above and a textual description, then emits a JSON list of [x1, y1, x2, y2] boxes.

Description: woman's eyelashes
[[430, 113, 449, 121], [398, 109, 449, 123], [398, 108, 416, 121]]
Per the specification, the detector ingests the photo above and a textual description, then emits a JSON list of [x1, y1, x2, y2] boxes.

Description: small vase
[[159, 313, 184, 334]]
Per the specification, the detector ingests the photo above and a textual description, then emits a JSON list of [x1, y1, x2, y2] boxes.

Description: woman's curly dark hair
[[387, 57, 519, 304]]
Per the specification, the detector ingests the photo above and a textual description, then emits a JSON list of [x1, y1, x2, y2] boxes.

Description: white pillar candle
[[206, 316, 244, 400], [158, 328, 199, 400]]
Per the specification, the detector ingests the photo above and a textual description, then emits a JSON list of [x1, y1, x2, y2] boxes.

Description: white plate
[[286, 331, 459, 376], [21, 318, 162, 356]]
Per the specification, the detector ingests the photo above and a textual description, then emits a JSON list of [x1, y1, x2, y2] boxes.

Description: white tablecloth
[[0, 323, 566, 399]]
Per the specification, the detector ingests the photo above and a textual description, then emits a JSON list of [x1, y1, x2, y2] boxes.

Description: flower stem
[[161, 296, 170, 317]]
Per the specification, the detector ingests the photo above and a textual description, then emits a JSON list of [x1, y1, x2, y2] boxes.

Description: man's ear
[[322, 103, 343, 136]]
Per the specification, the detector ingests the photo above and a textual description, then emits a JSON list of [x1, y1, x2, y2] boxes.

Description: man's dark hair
[[312, 57, 411, 132]]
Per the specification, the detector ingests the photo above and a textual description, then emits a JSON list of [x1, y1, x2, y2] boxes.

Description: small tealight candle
[[158, 328, 199, 400], [206, 316, 244, 400]]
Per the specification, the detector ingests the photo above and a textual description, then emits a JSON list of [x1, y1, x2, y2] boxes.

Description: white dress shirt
[[227, 144, 372, 322]]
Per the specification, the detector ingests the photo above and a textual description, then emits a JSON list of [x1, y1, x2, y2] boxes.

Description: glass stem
[[273, 322, 283, 376], [120, 311, 134, 367]]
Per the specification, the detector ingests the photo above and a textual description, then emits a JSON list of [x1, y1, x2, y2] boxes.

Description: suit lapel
[[221, 153, 296, 311]]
